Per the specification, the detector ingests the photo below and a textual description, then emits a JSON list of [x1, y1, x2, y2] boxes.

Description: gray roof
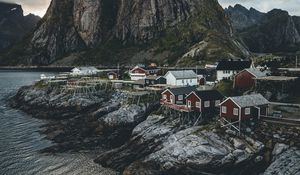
[[229, 94, 269, 108], [245, 68, 267, 78], [166, 70, 197, 79], [168, 86, 197, 96], [75, 66, 99, 71]]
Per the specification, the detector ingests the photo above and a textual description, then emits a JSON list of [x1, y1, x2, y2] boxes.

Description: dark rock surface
[[264, 147, 300, 175], [96, 115, 265, 174], [10, 84, 157, 153], [0, 2, 40, 51], [225, 4, 300, 53], [2, 0, 248, 66]]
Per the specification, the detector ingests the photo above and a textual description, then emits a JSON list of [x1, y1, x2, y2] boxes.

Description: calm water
[[0, 71, 113, 175]]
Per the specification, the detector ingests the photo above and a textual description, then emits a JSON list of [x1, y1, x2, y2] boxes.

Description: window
[[215, 100, 220, 107], [196, 102, 201, 108], [182, 80, 184, 84], [163, 95, 167, 100], [188, 101, 191, 107], [245, 108, 251, 115], [222, 106, 227, 113], [204, 101, 210, 108], [190, 79, 192, 83], [170, 96, 174, 103], [178, 95, 183, 101], [233, 108, 239, 116]]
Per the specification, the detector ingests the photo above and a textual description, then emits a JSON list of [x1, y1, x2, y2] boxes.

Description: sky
[[0, 0, 299, 17]]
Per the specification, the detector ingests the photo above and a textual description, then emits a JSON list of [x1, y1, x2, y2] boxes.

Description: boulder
[[264, 147, 300, 175]]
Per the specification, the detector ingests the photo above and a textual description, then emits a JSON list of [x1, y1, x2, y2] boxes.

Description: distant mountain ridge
[[0, 0, 249, 66], [225, 4, 300, 53], [0, 2, 40, 51]]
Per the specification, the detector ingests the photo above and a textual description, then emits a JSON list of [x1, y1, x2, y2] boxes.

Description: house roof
[[224, 94, 269, 108], [73, 66, 99, 72], [194, 90, 224, 100], [216, 60, 252, 70], [145, 75, 165, 80], [245, 68, 267, 78], [167, 86, 197, 96], [166, 70, 197, 79], [132, 65, 160, 71], [255, 76, 298, 81]]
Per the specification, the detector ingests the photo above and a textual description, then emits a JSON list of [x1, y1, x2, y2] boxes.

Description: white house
[[216, 60, 252, 81], [164, 70, 198, 86], [71, 67, 100, 76]]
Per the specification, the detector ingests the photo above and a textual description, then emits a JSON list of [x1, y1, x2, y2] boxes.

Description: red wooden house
[[234, 68, 267, 89], [129, 65, 160, 81], [220, 94, 269, 121], [161, 86, 196, 111], [185, 90, 224, 114]]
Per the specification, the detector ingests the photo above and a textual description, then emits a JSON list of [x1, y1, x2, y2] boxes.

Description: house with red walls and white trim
[[185, 90, 224, 114], [219, 94, 269, 135]]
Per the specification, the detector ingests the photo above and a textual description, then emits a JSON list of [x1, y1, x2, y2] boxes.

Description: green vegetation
[[215, 80, 235, 97], [33, 80, 48, 89]]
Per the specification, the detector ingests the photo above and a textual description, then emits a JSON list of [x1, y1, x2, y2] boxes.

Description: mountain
[[1, 0, 249, 66], [0, 2, 40, 52], [225, 4, 300, 53]]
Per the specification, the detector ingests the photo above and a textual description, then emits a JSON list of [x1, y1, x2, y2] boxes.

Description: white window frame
[[215, 100, 220, 107], [196, 101, 201, 108], [222, 106, 227, 114], [187, 100, 192, 108], [233, 108, 239, 116], [204, 101, 210, 108], [178, 95, 183, 101], [245, 108, 251, 115]]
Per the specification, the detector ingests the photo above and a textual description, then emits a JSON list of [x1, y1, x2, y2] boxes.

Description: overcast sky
[[0, 0, 299, 17], [219, 0, 300, 16]]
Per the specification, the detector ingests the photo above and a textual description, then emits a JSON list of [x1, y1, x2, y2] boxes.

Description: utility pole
[[296, 56, 298, 68]]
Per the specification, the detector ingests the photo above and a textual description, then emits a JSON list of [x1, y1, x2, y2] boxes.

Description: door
[[170, 95, 175, 104], [188, 100, 191, 108], [251, 107, 260, 119]]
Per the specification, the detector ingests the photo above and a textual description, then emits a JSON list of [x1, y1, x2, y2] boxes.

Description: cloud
[[0, 0, 51, 17], [218, 0, 300, 16]]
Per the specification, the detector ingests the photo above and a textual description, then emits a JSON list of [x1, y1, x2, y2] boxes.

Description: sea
[[0, 70, 113, 175]]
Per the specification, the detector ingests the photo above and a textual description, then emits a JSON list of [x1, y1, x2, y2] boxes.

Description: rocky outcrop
[[225, 5, 300, 53], [10, 85, 108, 119], [264, 147, 300, 175], [0, 2, 40, 51], [3, 0, 248, 66], [225, 4, 264, 32], [96, 115, 264, 174]]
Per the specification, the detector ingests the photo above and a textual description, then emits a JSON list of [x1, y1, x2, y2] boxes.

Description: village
[[38, 59, 300, 136]]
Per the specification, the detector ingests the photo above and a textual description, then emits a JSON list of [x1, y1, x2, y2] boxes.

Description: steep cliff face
[[225, 4, 264, 31], [226, 5, 300, 53], [3, 0, 248, 66], [0, 2, 40, 51]]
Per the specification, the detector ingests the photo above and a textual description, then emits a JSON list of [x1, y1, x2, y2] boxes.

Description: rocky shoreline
[[10, 84, 300, 175]]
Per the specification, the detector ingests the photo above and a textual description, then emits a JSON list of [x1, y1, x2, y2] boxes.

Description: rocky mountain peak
[[0, 2, 41, 51], [225, 4, 300, 53], [1, 0, 248, 66]]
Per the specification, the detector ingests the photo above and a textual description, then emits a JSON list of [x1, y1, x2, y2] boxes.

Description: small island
[[10, 64, 300, 174]]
